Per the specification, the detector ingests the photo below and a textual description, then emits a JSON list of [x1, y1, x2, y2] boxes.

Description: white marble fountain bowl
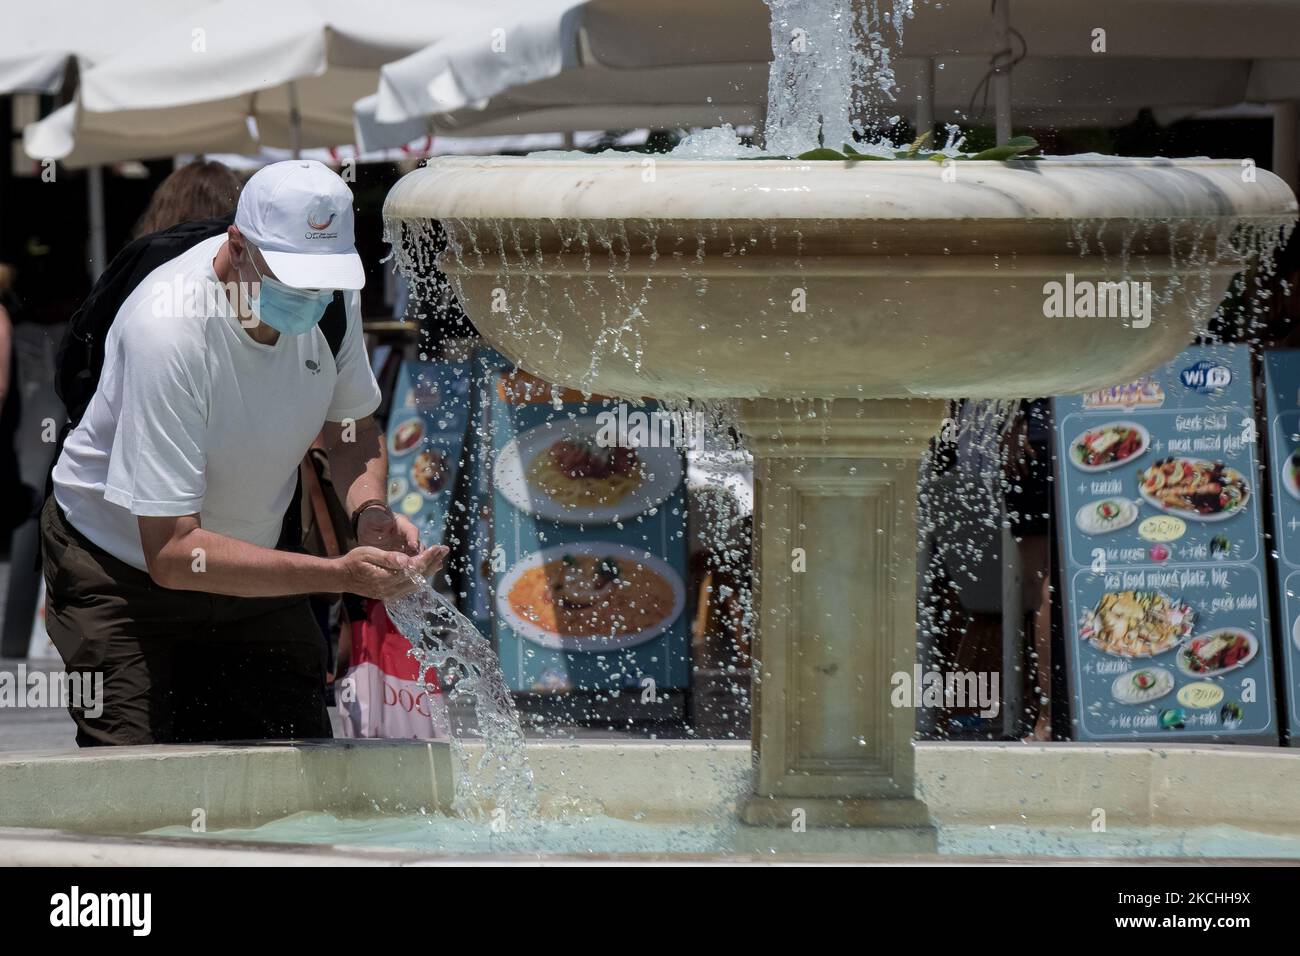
[[385, 155, 1296, 401]]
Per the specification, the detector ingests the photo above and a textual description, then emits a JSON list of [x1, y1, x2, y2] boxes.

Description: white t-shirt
[[53, 234, 381, 571]]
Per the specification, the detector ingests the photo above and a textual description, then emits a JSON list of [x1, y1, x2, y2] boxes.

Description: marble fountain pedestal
[[385, 156, 1296, 848]]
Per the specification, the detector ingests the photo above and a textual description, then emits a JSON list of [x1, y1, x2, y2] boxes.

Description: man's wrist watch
[[350, 498, 391, 538]]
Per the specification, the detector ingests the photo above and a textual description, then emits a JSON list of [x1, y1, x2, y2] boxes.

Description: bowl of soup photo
[[497, 542, 685, 651]]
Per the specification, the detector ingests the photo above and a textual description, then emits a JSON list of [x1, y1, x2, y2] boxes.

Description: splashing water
[[763, 0, 915, 153], [386, 579, 539, 826]]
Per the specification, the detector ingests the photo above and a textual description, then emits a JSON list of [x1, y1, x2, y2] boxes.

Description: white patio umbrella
[[22, 0, 484, 168], [0, 0, 216, 93], [353, 63, 767, 149], [1, 0, 220, 276], [357, 0, 1300, 183], [359, 0, 768, 148], [194, 130, 649, 172]]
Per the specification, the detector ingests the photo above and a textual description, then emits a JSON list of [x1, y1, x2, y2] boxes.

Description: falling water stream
[[386, 578, 538, 825]]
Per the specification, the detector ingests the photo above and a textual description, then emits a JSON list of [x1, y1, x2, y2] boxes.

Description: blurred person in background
[[1004, 398, 1054, 741], [133, 159, 243, 238], [0, 263, 30, 553]]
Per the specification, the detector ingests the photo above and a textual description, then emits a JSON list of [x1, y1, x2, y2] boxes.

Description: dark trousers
[[40, 496, 332, 746]]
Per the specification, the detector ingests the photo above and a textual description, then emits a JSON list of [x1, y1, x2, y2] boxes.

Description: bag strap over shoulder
[[321, 292, 347, 362]]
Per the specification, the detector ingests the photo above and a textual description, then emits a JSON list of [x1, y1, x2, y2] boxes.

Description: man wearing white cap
[[42, 160, 443, 746]]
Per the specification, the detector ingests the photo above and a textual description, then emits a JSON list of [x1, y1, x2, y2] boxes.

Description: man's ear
[[226, 225, 245, 261]]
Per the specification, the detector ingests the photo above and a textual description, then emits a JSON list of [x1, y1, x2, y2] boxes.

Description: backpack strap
[[47, 216, 237, 506], [56, 214, 236, 426], [321, 292, 347, 361]]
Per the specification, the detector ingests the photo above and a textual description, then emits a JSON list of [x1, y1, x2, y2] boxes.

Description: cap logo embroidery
[[304, 197, 340, 240]]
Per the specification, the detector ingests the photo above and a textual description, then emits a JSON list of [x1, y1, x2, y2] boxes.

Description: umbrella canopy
[[0, 0, 215, 93], [22, 0, 477, 167], [194, 130, 649, 171], [361, 0, 767, 147], [358, 0, 1300, 147], [354, 61, 766, 149]]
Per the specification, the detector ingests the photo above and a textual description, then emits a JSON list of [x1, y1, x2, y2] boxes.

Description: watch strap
[[350, 498, 390, 537]]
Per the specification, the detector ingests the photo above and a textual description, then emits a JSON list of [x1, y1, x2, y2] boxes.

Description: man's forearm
[[324, 418, 388, 516], [151, 526, 341, 597]]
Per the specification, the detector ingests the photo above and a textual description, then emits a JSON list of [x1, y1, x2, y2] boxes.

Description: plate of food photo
[[1079, 590, 1193, 658], [1283, 448, 1300, 501], [497, 542, 686, 651], [410, 448, 449, 498], [1068, 421, 1150, 472], [1074, 497, 1139, 535], [495, 416, 683, 524], [1110, 667, 1175, 706], [1137, 457, 1249, 522], [1176, 628, 1258, 678], [388, 416, 425, 457]]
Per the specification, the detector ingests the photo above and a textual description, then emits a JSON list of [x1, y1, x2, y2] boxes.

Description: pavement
[[0, 664, 670, 752], [0, 656, 382, 752], [0, 663, 77, 751]]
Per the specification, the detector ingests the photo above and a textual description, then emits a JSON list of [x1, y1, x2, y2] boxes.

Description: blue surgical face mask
[[243, 249, 333, 336]]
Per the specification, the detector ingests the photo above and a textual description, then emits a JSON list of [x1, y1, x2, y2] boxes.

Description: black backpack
[[48, 215, 349, 551]]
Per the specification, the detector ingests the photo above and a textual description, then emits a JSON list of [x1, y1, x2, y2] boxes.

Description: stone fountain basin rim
[[2, 739, 1299, 838], [409, 156, 1266, 170], [384, 155, 1299, 225]]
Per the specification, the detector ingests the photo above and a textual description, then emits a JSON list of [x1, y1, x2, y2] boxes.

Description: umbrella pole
[[87, 165, 107, 282], [1273, 102, 1298, 193], [916, 57, 935, 145], [288, 80, 302, 159], [991, 0, 1013, 145]]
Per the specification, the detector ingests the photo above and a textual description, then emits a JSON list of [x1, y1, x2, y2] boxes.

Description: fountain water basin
[[386, 155, 1297, 847], [8, 740, 1300, 862]]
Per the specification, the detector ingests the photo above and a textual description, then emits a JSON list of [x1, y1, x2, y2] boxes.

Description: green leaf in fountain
[[967, 136, 1040, 161], [797, 147, 851, 161], [748, 134, 1040, 163], [842, 143, 891, 161], [899, 130, 933, 159]]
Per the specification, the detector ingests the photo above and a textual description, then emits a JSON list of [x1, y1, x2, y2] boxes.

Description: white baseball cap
[[234, 160, 365, 290]]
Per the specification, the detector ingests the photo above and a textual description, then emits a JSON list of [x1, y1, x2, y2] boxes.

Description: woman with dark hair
[[132, 159, 243, 238]]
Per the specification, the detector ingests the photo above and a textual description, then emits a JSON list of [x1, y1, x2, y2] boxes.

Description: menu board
[[1053, 344, 1276, 741], [385, 360, 473, 549], [489, 370, 690, 695], [1261, 351, 1300, 742]]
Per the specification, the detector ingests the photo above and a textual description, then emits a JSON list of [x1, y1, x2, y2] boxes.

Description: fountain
[[381, 0, 1298, 848], [2, 0, 1299, 864]]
